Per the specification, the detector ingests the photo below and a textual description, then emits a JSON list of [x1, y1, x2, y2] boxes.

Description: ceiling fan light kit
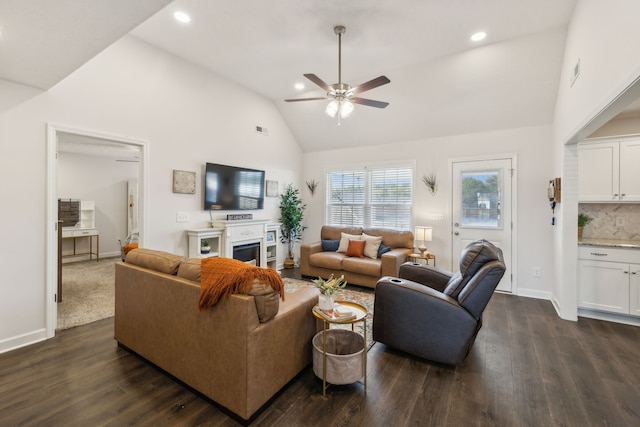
[[285, 25, 390, 124]]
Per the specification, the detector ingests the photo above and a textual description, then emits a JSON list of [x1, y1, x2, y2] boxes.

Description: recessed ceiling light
[[294, 82, 305, 91], [174, 11, 191, 23], [471, 31, 487, 42]]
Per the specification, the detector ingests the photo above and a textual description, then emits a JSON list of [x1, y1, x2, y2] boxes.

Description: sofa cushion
[[377, 244, 392, 258], [248, 279, 280, 323], [460, 240, 501, 277], [177, 258, 202, 282], [342, 256, 381, 276], [363, 227, 414, 249], [443, 271, 465, 298], [362, 233, 383, 259], [337, 232, 363, 253], [346, 239, 366, 257], [321, 239, 340, 252], [126, 248, 185, 275], [321, 225, 363, 241], [309, 252, 344, 270]]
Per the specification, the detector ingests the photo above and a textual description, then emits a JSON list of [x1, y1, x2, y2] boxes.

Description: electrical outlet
[[176, 212, 190, 223], [616, 217, 625, 227], [533, 267, 541, 278]]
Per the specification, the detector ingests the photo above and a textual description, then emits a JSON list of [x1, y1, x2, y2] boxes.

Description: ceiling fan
[[285, 25, 390, 123]]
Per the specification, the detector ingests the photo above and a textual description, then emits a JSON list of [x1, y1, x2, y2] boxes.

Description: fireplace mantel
[[211, 219, 270, 267]]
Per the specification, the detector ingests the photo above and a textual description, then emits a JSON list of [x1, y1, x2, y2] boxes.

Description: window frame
[[324, 160, 415, 230]]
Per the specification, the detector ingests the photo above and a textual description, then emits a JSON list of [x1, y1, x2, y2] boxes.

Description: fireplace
[[233, 241, 260, 265]]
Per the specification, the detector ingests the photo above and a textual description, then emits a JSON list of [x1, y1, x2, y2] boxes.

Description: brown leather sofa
[[299, 225, 413, 288], [114, 249, 319, 421]]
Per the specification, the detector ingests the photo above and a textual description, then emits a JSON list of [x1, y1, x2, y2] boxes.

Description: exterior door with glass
[[451, 158, 513, 292]]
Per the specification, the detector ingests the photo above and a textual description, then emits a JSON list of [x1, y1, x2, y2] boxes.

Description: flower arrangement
[[312, 274, 347, 296]]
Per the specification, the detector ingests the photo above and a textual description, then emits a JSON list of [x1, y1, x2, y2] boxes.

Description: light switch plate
[[176, 212, 190, 223], [616, 217, 625, 227]]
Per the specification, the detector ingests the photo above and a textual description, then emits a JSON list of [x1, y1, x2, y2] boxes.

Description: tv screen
[[204, 163, 265, 210]]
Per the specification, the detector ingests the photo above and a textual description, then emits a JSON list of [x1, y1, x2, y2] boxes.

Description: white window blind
[[326, 164, 413, 229]]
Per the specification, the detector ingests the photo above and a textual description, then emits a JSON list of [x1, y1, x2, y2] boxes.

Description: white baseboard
[[578, 308, 640, 327], [0, 328, 48, 355], [515, 288, 552, 300]]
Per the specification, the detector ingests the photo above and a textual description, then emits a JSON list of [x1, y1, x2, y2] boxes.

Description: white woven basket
[[312, 329, 364, 385]]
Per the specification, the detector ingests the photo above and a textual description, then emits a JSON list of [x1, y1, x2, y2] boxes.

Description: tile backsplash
[[579, 203, 640, 240]]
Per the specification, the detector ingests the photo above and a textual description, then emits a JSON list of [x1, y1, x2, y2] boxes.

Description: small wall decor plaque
[[227, 214, 253, 220], [173, 170, 196, 194], [266, 180, 279, 197]]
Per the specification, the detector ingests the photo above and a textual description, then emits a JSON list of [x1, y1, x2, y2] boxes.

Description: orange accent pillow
[[345, 239, 366, 257], [123, 243, 138, 255]]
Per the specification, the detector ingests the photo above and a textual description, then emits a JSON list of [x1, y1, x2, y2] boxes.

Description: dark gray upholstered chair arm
[[373, 276, 480, 365], [398, 262, 452, 293]]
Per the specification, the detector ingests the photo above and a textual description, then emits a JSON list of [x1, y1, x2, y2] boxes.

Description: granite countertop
[[578, 238, 640, 249]]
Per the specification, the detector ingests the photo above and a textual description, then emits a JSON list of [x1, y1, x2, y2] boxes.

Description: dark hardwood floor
[[1, 269, 639, 426]]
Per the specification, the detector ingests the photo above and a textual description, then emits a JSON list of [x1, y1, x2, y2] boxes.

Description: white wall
[[58, 152, 139, 258], [552, 0, 640, 320], [0, 35, 302, 353], [303, 124, 554, 298]]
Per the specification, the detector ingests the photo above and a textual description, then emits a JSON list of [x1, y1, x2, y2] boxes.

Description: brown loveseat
[[114, 249, 319, 421], [300, 225, 414, 288]]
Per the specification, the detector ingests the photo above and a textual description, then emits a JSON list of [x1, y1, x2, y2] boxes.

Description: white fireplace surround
[[212, 219, 270, 267]]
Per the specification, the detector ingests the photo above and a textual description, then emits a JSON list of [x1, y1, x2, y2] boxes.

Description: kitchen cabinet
[[578, 246, 640, 316], [578, 137, 640, 202]]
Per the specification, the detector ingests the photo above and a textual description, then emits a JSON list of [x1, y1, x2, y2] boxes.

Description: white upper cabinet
[[578, 137, 640, 202], [619, 139, 640, 201]]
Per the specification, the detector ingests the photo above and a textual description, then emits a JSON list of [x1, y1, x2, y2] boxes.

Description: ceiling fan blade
[[304, 74, 332, 92], [351, 97, 389, 109], [350, 76, 390, 95], [284, 97, 328, 102]]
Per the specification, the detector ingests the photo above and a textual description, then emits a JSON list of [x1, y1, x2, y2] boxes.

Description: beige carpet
[[57, 257, 118, 330], [56, 263, 376, 341]]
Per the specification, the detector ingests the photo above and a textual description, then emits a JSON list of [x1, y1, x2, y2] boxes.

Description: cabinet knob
[[621, 193, 626, 197]]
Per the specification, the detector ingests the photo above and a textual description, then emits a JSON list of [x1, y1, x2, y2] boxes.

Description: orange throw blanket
[[198, 257, 285, 310]]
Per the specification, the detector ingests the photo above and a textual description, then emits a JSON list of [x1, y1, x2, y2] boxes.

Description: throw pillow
[[321, 239, 340, 252], [345, 239, 366, 257], [377, 244, 392, 258], [337, 232, 363, 253], [362, 233, 383, 259]]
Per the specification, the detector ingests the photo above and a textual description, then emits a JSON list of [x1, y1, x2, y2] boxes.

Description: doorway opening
[[45, 124, 148, 338]]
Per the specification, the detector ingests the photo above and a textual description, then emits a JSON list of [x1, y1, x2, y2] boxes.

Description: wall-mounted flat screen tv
[[204, 162, 265, 210]]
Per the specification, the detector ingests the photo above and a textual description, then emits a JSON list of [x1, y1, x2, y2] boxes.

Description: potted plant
[[578, 213, 593, 240], [312, 274, 347, 310], [200, 240, 211, 254], [279, 184, 306, 268]]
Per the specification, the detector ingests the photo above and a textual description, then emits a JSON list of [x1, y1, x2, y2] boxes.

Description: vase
[[578, 226, 584, 240], [318, 294, 335, 311]]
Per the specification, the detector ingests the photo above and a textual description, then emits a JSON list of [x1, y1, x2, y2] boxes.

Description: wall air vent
[[255, 125, 269, 135]]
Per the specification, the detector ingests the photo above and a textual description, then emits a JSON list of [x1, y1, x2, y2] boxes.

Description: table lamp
[[414, 226, 433, 256]]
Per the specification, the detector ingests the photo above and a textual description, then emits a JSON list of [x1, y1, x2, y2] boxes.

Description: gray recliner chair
[[373, 239, 506, 365]]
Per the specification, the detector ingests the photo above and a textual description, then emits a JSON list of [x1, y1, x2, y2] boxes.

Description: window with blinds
[[326, 164, 413, 229]]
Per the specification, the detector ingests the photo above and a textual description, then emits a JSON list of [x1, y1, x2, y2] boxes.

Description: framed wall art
[[173, 170, 196, 194], [266, 180, 279, 197]]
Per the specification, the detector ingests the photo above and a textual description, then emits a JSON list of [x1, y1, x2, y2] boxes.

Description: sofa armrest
[[300, 242, 322, 275], [373, 276, 478, 365], [380, 248, 412, 278], [398, 262, 452, 292]]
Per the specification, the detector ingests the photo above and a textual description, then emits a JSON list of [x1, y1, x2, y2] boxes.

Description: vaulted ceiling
[[2, 0, 584, 152]]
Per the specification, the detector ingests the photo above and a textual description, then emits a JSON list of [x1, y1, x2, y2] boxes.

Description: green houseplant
[[279, 184, 306, 268], [578, 213, 593, 240]]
